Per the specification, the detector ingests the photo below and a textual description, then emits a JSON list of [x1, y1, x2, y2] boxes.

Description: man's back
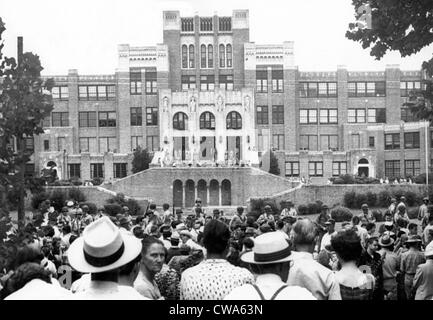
[[287, 251, 341, 300], [413, 260, 433, 300], [180, 259, 254, 300]]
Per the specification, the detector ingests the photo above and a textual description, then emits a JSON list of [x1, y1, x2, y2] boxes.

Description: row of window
[[172, 111, 243, 130], [285, 159, 421, 178], [51, 80, 422, 101], [129, 70, 157, 95], [299, 135, 339, 151], [68, 163, 127, 179], [181, 74, 234, 90], [385, 132, 420, 150], [182, 44, 232, 69], [181, 17, 232, 32], [285, 161, 347, 177], [256, 68, 283, 93], [298, 108, 386, 124]]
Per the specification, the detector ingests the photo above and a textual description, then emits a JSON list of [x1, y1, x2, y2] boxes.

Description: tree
[[346, 1, 433, 120], [0, 18, 54, 228], [131, 146, 152, 173], [268, 150, 280, 176]]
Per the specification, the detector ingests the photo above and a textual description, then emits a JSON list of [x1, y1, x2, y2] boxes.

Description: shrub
[[297, 204, 308, 215], [330, 206, 353, 222], [49, 190, 66, 212], [355, 176, 380, 184], [377, 190, 391, 207], [249, 198, 278, 219], [307, 203, 320, 215], [79, 202, 97, 215], [372, 209, 384, 222], [57, 180, 72, 186], [331, 177, 345, 184], [340, 174, 356, 184], [354, 193, 368, 209], [343, 191, 356, 209], [407, 207, 418, 220], [366, 192, 377, 207], [70, 177, 83, 186], [104, 203, 123, 216], [125, 198, 143, 216], [405, 191, 420, 207], [414, 173, 433, 184], [91, 177, 104, 186], [68, 188, 86, 203], [391, 189, 405, 202]]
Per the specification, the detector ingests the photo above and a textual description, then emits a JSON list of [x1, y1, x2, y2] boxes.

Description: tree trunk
[[17, 137, 26, 230]]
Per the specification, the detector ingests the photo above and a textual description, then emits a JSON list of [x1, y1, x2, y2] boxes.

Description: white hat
[[67, 201, 74, 207], [179, 230, 192, 238], [241, 232, 292, 265], [176, 223, 187, 231], [425, 241, 433, 257], [67, 216, 142, 273]]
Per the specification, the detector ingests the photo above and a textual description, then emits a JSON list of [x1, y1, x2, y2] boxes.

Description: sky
[[0, 0, 432, 75]]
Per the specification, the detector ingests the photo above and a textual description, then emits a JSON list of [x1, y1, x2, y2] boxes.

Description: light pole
[[426, 120, 429, 188]]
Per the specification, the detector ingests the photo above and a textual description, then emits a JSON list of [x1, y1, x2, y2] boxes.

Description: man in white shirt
[[320, 219, 336, 252], [225, 231, 316, 300]]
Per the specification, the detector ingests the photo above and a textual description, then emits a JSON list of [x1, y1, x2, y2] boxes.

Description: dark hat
[[119, 216, 132, 227], [259, 224, 272, 233], [213, 209, 220, 215], [175, 209, 183, 214], [159, 225, 171, 233], [379, 234, 395, 247], [361, 203, 369, 209]]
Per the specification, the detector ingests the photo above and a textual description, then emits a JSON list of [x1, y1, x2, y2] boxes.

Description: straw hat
[[424, 241, 433, 257], [379, 234, 395, 247], [241, 231, 292, 265], [67, 216, 142, 273]]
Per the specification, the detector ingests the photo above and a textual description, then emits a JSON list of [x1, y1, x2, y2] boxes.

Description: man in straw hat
[[413, 241, 433, 300], [378, 233, 399, 300], [67, 216, 145, 299], [400, 235, 425, 299], [418, 197, 430, 229], [224, 232, 315, 300]]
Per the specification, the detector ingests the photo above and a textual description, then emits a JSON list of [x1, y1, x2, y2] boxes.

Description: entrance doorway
[[357, 158, 369, 177]]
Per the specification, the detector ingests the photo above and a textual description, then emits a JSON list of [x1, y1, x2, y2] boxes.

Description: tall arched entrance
[[221, 179, 231, 206], [357, 158, 369, 177], [209, 180, 219, 206], [197, 179, 208, 206], [173, 180, 183, 207], [185, 179, 195, 207]]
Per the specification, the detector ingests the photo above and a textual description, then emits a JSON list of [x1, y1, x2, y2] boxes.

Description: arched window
[[226, 111, 242, 129], [219, 44, 225, 68], [221, 179, 231, 205], [208, 44, 214, 68], [358, 158, 369, 164], [209, 180, 219, 206], [173, 180, 183, 207], [201, 44, 207, 68], [173, 112, 188, 130], [181, 45, 188, 68], [199, 112, 215, 130], [189, 45, 195, 68], [226, 44, 232, 68]]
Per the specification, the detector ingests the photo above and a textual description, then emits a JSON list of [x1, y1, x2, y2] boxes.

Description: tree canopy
[[0, 17, 54, 226], [131, 146, 152, 173]]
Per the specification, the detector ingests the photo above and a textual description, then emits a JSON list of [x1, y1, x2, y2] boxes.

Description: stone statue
[[217, 95, 224, 112], [162, 96, 169, 112], [244, 95, 251, 112], [189, 96, 197, 113]]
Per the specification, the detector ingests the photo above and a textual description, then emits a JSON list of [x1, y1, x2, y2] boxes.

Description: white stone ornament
[[244, 95, 251, 112], [162, 96, 169, 112], [217, 95, 224, 112], [189, 96, 197, 113]]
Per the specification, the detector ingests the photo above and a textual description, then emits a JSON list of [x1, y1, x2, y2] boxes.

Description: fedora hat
[[67, 216, 142, 273], [406, 235, 422, 244], [424, 241, 433, 257], [179, 230, 192, 238], [241, 232, 292, 265], [379, 234, 394, 247]]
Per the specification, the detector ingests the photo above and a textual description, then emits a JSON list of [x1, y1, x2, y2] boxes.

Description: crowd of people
[[0, 195, 432, 300]]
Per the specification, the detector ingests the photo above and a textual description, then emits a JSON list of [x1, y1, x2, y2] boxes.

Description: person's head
[[325, 219, 336, 233], [264, 205, 272, 215], [408, 223, 418, 235], [242, 237, 254, 251], [331, 229, 363, 264], [241, 232, 291, 282], [119, 216, 133, 230], [276, 220, 285, 231], [170, 232, 180, 247], [396, 217, 408, 229], [118, 253, 142, 285], [400, 196, 406, 203], [195, 198, 202, 207], [61, 206, 69, 215], [132, 226, 144, 239], [13, 246, 44, 270], [397, 204, 406, 213], [365, 222, 376, 235], [179, 230, 192, 244], [237, 207, 244, 216], [390, 198, 396, 204], [162, 203, 170, 211], [175, 209, 183, 217], [202, 220, 230, 256], [405, 235, 422, 249], [378, 233, 395, 251], [62, 224, 72, 235], [322, 205, 329, 213], [212, 209, 220, 218], [67, 217, 142, 277], [140, 235, 165, 276], [384, 212, 393, 222], [290, 219, 318, 252], [351, 216, 360, 226], [149, 204, 157, 211], [361, 204, 369, 214], [423, 197, 429, 204], [6, 262, 51, 295], [82, 205, 89, 214], [366, 236, 379, 253]]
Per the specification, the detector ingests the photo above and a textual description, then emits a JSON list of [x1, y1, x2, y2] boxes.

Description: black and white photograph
[[0, 0, 432, 309]]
